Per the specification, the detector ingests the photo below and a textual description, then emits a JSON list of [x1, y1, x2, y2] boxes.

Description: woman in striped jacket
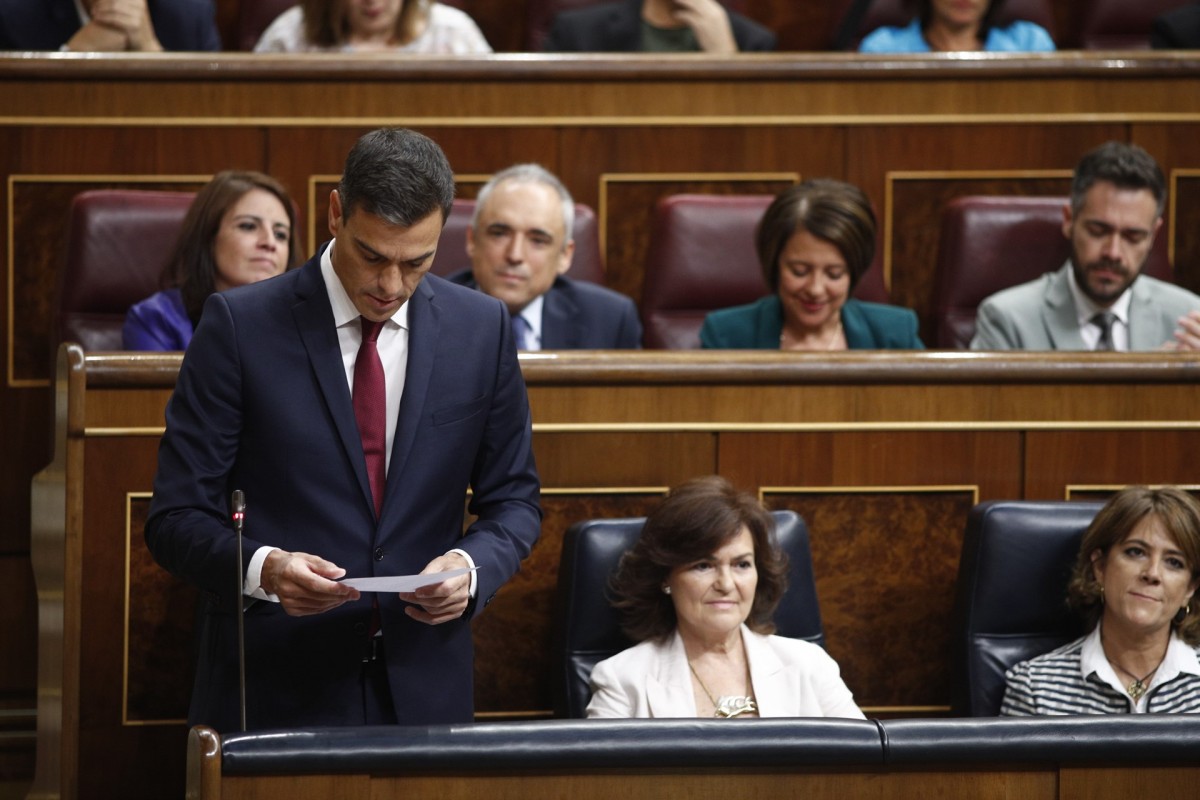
[[1002, 486, 1200, 715]]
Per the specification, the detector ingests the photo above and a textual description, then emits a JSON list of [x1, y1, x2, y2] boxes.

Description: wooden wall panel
[[1024, 431, 1200, 500], [765, 488, 974, 711], [0, 556, 37, 696]]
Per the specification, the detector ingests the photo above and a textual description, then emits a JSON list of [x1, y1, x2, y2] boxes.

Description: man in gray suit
[[971, 141, 1200, 351]]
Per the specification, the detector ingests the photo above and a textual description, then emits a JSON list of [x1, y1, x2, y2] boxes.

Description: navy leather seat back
[[951, 500, 1103, 716], [555, 509, 824, 718]]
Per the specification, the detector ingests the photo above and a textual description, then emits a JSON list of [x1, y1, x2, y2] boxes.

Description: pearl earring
[[662, 585, 671, 595]]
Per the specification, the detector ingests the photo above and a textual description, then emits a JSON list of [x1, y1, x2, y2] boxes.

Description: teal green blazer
[[699, 296, 924, 350]]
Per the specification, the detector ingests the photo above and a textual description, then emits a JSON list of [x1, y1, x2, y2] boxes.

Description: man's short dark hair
[[1071, 141, 1166, 218], [337, 128, 455, 226]]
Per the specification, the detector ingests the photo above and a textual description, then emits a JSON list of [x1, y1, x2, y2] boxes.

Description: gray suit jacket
[[970, 263, 1200, 351]]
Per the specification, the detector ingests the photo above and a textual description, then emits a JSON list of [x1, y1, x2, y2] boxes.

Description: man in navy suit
[[452, 164, 642, 350], [145, 129, 541, 731], [0, 0, 220, 51]]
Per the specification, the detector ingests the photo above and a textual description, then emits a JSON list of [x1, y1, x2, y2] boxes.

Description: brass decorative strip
[[6, 113, 1200, 128], [83, 420, 1200, 438]]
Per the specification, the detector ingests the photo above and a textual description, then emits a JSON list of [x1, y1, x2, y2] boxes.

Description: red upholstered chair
[[830, 0, 1056, 50], [233, 0, 295, 50], [931, 195, 1173, 349], [57, 189, 195, 351], [527, 0, 746, 50], [1079, 0, 1193, 49], [640, 194, 890, 350], [428, 197, 605, 284]]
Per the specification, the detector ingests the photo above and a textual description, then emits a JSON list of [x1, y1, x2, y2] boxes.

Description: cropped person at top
[[858, 0, 1054, 53], [971, 142, 1200, 351], [448, 164, 642, 350], [123, 171, 301, 351], [586, 476, 864, 719], [255, 0, 490, 53], [0, 0, 220, 51], [1002, 486, 1200, 715], [543, 0, 775, 53], [700, 180, 923, 351]]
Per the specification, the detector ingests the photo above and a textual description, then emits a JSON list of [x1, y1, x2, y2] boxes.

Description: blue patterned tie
[[511, 313, 530, 351]]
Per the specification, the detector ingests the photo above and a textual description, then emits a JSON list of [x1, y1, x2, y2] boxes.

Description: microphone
[[232, 490, 247, 732]]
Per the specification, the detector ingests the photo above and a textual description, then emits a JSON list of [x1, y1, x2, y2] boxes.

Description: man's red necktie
[[353, 317, 387, 517]]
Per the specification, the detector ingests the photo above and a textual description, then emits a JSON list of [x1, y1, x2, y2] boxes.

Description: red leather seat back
[[430, 197, 605, 285], [234, 0, 295, 50], [932, 195, 1172, 349], [57, 189, 195, 351], [641, 193, 890, 350]]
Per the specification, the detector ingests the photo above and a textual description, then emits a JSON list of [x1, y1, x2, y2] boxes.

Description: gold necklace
[[687, 660, 757, 718], [780, 320, 843, 351]]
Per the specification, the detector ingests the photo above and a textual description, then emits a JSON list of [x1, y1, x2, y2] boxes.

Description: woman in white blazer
[[586, 476, 864, 719]]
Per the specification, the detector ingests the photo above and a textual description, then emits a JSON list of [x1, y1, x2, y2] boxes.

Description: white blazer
[[586, 625, 865, 719]]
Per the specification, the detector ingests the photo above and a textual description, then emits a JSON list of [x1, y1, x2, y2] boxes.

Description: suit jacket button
[[374, 547, 385, 561], [353, 622, 367, 635]]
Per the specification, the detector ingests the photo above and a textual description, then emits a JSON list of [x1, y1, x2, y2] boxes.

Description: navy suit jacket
[[145, 257, 541, 731], [543, 0, 776, 52], [0, 0, 220, 50], [448, 271, 643, 349]]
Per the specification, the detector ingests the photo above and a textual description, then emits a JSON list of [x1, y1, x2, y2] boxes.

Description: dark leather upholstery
[[950, 500, 1104, 717], [215, 715, 1200, 774], [554, 509, 824, 719], [527, 0, 747, 51], [881, 715, 1200, 763], [428, 197, 605, 284], [57, 189, 195, 351], [831, 0, 1056, 50], [640, 194, 890, 349], [219, 718, 883, 774], [931, 195, 1173, 349], [1080, 0, 1193, 49]]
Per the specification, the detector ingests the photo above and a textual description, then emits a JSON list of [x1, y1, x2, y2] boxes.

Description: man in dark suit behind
[[1151, 3, 1200, 49], [451, 164, 642, 350], [542, 0, 775, 53], [0, 0, 220, 51], [145, 128, 542, 731]]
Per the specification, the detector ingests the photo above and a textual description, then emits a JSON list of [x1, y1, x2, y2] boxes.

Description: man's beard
[[1071, 254, 1139, 307]]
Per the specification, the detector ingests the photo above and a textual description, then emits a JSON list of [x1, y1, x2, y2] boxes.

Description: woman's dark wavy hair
[[1067, 486, 1200, 645], [608, 476, 790, 643], [162, 170, 300, 326], [918, 0, 1003, 43], [303, 0, 427, 48], [755, 179, 876, 293]]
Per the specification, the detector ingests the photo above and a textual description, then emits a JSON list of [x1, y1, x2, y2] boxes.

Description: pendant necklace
[[688, 660, 757, 718], [1110, 659, 1161, 702]]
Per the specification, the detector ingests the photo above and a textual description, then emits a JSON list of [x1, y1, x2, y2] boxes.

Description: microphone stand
[[232, 490, 247, 732]]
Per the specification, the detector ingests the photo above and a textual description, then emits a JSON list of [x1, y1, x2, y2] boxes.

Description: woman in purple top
[[123, 171, 301, 350]]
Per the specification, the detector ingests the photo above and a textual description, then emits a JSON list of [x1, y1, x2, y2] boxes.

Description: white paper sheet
[[340, 566, 477, 593]]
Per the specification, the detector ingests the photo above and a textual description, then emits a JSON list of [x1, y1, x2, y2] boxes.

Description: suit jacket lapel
[[743, 627, 789, 718], [1127, 278, 1162, 350], [290, 258, 377, 514], [1042, 265, 1088, 350], [383, 278, 438, 508], [646, 631, 697, 717], [541, 280, 581, 349]]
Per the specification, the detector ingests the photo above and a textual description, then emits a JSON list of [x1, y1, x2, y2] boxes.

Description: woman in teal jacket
[[700, 179, 923, 351]]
